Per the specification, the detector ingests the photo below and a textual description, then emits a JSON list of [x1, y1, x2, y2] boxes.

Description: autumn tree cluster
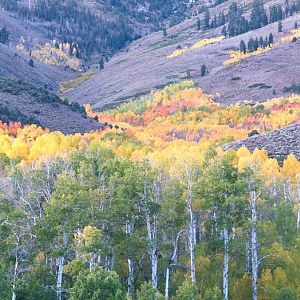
[[0, 82, 299, 299]]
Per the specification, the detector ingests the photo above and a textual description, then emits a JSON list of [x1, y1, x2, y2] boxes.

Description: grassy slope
[[0, 79, 102, 134], [66, 2, 300, 110]]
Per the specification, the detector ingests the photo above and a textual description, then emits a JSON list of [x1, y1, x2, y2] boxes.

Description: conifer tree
[[268, 32, 274, 45], [254, 37, 259, 51], [204, 8, 210, 30], [240, 40, 247, 54], [201, 64, 206, 77], [278, 20, 283, 32], [197, 18, 201, 30], [221, 26, 227, 37], [248, 38, 255, 52]]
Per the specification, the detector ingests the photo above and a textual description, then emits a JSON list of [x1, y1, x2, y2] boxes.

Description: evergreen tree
[[278, 5, 284, 20], [204, 8, 210, 30], [163, 27, 167, 37], [197, 17, 201, 30], [269, 32, 274, 45], [221, 26, 227, 37], [201, 64, 207, 77], [240, 40, 247, 54], [250, 0, 268, 29], [248, 37, 255, 52], [0, 27, 9, 44], [254, 37, 259, 51], [218, 12, 226, 27], [278, 20, 283, 32], [259, 36, 264, 47], [99, 57, 104, 70]]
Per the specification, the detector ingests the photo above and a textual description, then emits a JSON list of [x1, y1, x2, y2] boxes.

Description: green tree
[[240, 40, 247, 53], [201, 64, 206, 77], [197, 18, 201, 30], [248, 38, 255, 52], [278, 20, 283, 32], [0, 27, 9, 44], [99, 58, 104, 70], [173, 279, 199, 300], [221, 26, 227, 37], [70, 268, 125, 300], [269, 32, 274, 45]]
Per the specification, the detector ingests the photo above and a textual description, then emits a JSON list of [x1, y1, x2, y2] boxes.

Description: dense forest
[[0, 83, 299, 299]]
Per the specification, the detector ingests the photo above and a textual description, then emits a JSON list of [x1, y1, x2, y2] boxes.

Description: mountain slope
[[0, 78, 102, 134], [65, 10, 300, 109], [224, 123, 300, 160], [0, 43, 76, 91]]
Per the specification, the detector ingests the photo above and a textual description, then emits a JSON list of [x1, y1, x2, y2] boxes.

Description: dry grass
[[167, 36, 224, 58], [60, 71, 94, 94]]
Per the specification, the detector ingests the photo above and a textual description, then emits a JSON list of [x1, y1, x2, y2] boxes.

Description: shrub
[[70, 268, 125, 300], [28, 58, 34, 67]]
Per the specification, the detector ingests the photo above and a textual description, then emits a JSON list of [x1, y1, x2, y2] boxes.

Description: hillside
[[65, 6, 300, 109], [0, 0, 195, 59], [0, 43, 77, 90], [224, 123, 300, 160], [0, 78, 102, 134]]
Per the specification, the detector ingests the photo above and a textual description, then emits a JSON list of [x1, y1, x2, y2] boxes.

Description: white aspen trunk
[[56, 256, 64, 300], [165, 267, 170, 299], [57, 233, 67, 300], [165, 230, 184, 299], [251, 190, 258, 300], [223, 227, 229, 300], [245, 240, 251, 274], [145, 210, 158, 290], [126, 222, 135, 299], [89, 254, 96, 272], [187, 179, 196, 285], [12, 252, 18, 300]]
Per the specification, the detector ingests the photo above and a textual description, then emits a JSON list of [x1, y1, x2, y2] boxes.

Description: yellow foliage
[[167, 36, 224, 58], [30, 42, 83, 71], [281, 154, 300, 184]]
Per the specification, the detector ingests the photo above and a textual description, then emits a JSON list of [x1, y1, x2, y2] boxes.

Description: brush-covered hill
[[0, 78, 102, 134], [0, 0, 195, 59], [65, 0, 300, 110], [0, 42, 76, 91], [224, 123, 300, 161]]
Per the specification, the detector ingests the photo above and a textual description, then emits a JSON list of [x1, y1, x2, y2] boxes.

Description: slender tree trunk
[[126, 222, 135, 299], [57, 233, 68, 300], [223, 227, 229, 300], [165, 230, 184, 299], [250, 190, 258, 300], [187, 178, 196, 285], [56, 256, 64, 300], [165, 267, 170, 299], [12, 252, 18, 300], [145, 210, 158, 289], [245, 239, 251, 274]]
